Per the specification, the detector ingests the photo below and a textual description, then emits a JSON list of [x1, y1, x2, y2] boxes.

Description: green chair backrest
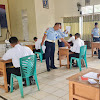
[[79, 45, 87, 59], [40, 45, 43, 54], [20, 55, 36, 78]]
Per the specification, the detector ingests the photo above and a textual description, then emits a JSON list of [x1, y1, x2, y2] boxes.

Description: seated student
[[33, 37, 46, 59], [2, 37, 34, 90], [68, 34, 75, 46], [69, 33, 84, 66]]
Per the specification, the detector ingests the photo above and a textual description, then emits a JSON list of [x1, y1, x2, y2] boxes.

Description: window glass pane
[[82, 6, 93, 15], [94, 4, 100, 13]]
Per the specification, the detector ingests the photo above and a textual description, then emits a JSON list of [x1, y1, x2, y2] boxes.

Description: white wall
[[34, 0, 55, 39], [8, 0, 37, 41], [54, 0, 100, 23]]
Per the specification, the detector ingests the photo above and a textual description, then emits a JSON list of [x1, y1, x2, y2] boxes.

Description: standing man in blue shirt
[[91, 22, 100, 54], [91, 22, 100, 42], [41, 23, 70, 72]]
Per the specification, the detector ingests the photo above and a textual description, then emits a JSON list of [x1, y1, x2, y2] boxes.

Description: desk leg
[[92, 48, 93, 57], [95, 89, 100, 100], [2, 63, 8, 93], [59, 49, 61, 67], [67, 52, 69, 69], [69, 81, 74, 100], [91, 44, 93, 57]]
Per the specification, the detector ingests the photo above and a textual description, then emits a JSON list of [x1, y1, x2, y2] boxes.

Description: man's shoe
[[52, 67, 58, 69], [8, 86, 10, 92], [94, 51, 97, 54], [73, 64, 78, 67], [8, 86, 15, 92], [47, 69, 50, 72]]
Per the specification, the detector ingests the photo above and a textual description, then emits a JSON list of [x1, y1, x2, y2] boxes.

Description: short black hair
[[95, 22, 98, 26], [69, 34, 72, 37], [33, 37, 38, 40], [55, 23, 61, 26], [75, 33, 80, 37], [9, 37, 18, 44]]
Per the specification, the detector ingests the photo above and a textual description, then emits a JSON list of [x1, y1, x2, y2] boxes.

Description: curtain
[[63, 17, 79, 37], [83, 14, 100, 41]]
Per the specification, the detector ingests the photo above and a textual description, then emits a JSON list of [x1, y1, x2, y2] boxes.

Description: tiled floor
[[0, 49, 100, 100]]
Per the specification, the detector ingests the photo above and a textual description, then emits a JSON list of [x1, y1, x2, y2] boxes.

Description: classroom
[[0, 0, 100, 100]]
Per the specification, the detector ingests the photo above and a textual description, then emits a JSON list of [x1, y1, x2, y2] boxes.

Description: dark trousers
[[58, 40, 65, 58], [6, 67, 21, 84], [45, 41, 55, 70], [33, 49, 45, 59], [58, 40, 65, 47], [69, 53, 80, 63], [93, 37, 100, 54], [93, 37, 100, 42]]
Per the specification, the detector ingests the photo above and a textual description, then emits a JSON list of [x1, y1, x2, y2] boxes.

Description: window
[[94, 4, 100, 13], [82, 6, 93, 15]]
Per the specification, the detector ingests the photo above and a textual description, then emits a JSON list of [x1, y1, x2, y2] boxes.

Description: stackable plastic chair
[[35, 46, 43, 63], [70, 45, 88, 71], [10, 55, 40, 98]]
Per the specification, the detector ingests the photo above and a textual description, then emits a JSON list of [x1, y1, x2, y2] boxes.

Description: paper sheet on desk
[[66, 47, 68, 49], [66, 26, 71, 33], [83, 72, 99, 80]]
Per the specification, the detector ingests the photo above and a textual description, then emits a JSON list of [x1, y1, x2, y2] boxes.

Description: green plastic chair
[[10, 55, 40, 98], [70, 45, 88, 71], [35, 46, 43, 63]]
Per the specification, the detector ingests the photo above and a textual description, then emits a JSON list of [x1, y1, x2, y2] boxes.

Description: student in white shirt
[[33, 37, 46, 59], [2, 37, 34, 86], [68, 34, 75, 46], [69, 33, 84, 66]]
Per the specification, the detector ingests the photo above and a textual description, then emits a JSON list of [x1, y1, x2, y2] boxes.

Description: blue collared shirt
[[91, 27, 99, 37], [44, 27, 62, 41], [57, 29, 68, 38]]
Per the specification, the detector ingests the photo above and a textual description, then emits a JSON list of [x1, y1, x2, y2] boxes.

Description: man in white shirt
[[2, 37, 34, 86], [69, 33, 84, 66], [68, 34, 75, 46], [33, 37, 46, 59]]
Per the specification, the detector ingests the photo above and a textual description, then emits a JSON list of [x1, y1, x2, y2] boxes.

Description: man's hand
[[66, 31, 68, 34], [97, 73, 100, 78], [41, 34, 47, 46], [64, 30, 66, 32]]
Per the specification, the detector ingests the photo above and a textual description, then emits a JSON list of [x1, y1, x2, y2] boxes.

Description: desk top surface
[[59, 47, 69, 50], [67, 68, 100, 88], [0, 59, 12, 63], [92, 42, 100, 44]]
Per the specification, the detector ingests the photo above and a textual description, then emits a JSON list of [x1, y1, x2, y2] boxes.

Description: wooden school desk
[[59, 47, 70, 69], [25, 45, 35, 51], [0, 59, 12, 93], [91, 42, 100, 57], [67, 68, 100, 100]]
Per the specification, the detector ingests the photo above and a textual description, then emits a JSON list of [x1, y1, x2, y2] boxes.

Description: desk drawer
[[73, 82, 99, 100]]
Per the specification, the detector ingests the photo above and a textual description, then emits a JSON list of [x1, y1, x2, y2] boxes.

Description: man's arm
[[2, 50, 12, 60], [41, 34, 47, 46], [91, 29, 94, 38], [91, 34, 93, 38], [62, 30, 68, 37]]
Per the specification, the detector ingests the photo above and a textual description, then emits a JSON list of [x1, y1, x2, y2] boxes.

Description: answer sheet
[[83, 72, 99, 80]]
